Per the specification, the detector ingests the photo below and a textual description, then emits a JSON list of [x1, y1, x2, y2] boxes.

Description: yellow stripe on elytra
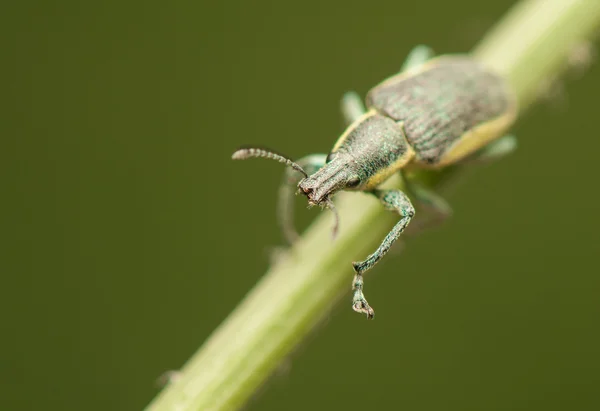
[[332, 109, 379, 152], [363, 122, 415, 190], [433, 103, 518, 168]]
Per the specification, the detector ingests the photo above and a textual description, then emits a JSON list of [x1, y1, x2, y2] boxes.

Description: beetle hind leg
[[401, 45, 435, 71], [461, 134, 517, 165], [351, 189, 415, 319], [278, 154, 327, 244]]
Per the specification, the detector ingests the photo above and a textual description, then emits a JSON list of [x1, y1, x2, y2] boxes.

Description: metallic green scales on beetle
[[232, 46, 518, 319]]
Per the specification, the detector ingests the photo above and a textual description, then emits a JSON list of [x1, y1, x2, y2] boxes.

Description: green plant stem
[[146, 1, 600, 410]]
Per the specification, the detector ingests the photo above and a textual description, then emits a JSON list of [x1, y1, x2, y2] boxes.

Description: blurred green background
[[3, 0, 600, 410]]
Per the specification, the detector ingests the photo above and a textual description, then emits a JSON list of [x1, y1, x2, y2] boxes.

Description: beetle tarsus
[[351, 273, 374, 319]]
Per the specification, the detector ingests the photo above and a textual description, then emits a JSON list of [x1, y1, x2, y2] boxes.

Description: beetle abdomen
[[366, 56, 516, 166]]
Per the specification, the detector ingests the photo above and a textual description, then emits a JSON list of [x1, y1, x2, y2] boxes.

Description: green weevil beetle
[[232, 45, 518, 319]]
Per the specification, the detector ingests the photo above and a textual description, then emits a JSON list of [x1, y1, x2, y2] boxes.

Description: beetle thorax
[[326, 111, 414, 191]]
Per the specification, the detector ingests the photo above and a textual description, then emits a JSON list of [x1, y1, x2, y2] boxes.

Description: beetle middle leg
[[352, 189, 415, 319], [340, 91, 367, 126], [401, 44, 435, 71], [278, 154, 327, 244]]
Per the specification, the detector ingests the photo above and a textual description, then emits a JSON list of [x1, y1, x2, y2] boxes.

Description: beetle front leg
[[351, 189, 415, 319], [278, 154, 327, 244], [401, 45, 435, 71], [340, 91, 367, 126]]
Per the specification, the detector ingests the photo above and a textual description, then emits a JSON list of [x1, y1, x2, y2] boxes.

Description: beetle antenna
[[232, 147, 308, 178], [325, 197, 340, 240]]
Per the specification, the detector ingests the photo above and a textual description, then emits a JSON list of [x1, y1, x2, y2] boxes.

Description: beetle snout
[[298, 178, 312, 193], [298, 180, 321, 204]]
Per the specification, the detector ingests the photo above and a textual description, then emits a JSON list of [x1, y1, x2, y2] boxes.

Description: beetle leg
[[461, 134, 517, 165], [404, 182, 453, 235], [278, 154, 327, 244], [351, 189, 415, 319], [401, 45, 435, 71], [340, 91, 367, 126]]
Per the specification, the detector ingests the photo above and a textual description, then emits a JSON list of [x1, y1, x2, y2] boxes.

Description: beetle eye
[[347, 176, 360, 188]]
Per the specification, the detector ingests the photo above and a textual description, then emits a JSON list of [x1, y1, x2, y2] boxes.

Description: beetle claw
[[352, 300, 375, 319], [351, 273, 374, 319]]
